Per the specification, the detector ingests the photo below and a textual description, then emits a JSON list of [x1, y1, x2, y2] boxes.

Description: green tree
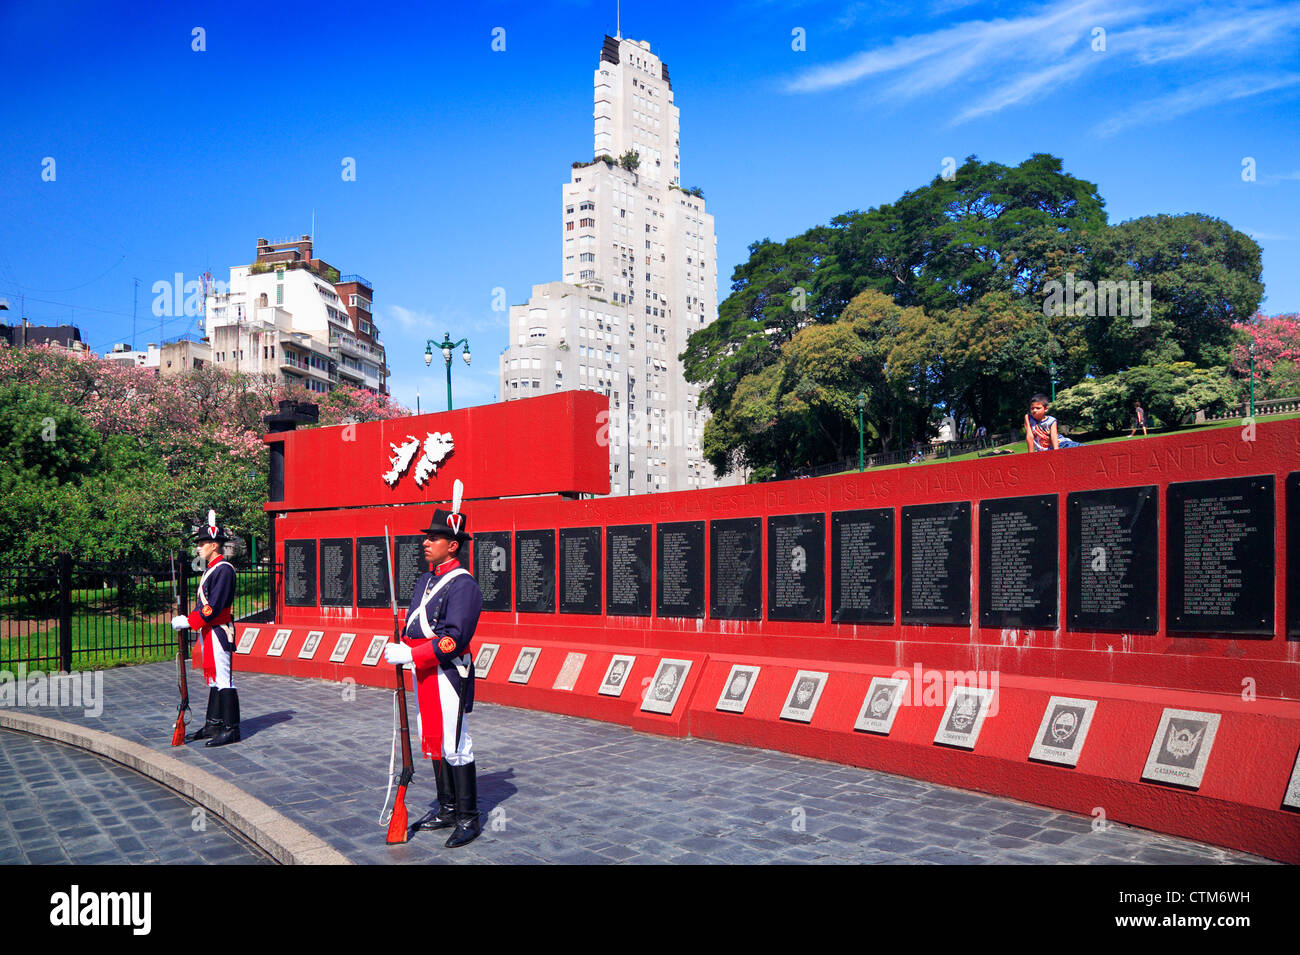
[[1085, 215, 1264, 373]]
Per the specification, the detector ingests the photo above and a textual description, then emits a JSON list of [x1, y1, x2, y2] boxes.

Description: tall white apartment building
[[500, 34, 728, 495]]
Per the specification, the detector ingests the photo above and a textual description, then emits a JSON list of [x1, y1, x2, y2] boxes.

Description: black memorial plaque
[[979, 495, 1058, 629], [284, 539, 316, 608], [355, 536, 391, 609], [901, 503, 970, 625], [319, 538, 354, 607], [560, 527, 602, 615], [832, 508, 894, 624], [767, 514, 825, 622], [1290, 473, 1300, 639], [710, 517, 762, 620], [393, 535, 426, 606], [656, 521, 705, 618], [1168, 475, 1274, 635], [606, 524, 652, 617], [473, 532, 513, 613], [1067, 487, 1157, 632], [515, 529, 556, 614]]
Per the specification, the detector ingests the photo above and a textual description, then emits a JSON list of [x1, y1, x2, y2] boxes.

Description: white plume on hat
[[452, 479, 463, 516], [207, 509, 216, 528]]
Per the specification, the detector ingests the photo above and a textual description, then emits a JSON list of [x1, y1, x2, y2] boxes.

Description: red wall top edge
[[264, 390, 611, 510], [272, 416, 1300, 695]]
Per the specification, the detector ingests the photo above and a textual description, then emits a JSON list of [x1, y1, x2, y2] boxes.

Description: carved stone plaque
[[1028, 697, 1098, 766], [978, 495, 1058, 630], [710, 517, 762, 621], [515, 530, 556, 614], [1168, 476, 1274, 635], [319, 538, 354, 608], [560, 527, 602, 615], [472, 532, 512, 613], [393, 535, 426, 607], [606, 524, 652, 617], [1287, 472, 1299, 640], [832, 508, 894, 624], [1141, 708, 1221, 789], [854, 677, 908, 735], [901, 503, 970, 625], [716, 665, 760, 714], [768, 514, 825, 622], [1067, 487, 1157, 633], [355, 536, 391, 609], [284, 539, 316, 607], [656, 521, 704, 618]]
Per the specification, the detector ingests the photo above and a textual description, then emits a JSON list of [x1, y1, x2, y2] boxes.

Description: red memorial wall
[[230, 392, 1300, 862]]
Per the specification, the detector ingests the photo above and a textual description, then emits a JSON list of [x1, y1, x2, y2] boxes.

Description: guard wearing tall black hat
[[171, 510, 241, 747], [383, 481, 484, 848]]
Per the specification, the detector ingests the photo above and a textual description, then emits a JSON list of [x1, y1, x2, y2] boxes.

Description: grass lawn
[[831, 411, 1299, 476]]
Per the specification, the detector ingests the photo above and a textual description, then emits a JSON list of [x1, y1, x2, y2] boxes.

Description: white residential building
[[202, 236, 388, 396], [500, 34, 728, 495]]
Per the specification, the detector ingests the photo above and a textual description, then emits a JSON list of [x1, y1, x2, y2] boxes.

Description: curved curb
[[0, 711, 351, 866]]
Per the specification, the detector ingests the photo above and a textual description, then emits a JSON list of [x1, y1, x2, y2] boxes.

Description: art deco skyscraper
[[500, 35, 729, 495]]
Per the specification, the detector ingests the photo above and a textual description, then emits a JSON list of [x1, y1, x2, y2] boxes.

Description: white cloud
[[1093, 72, 1300, 137], [783, 0, 1300, 129]]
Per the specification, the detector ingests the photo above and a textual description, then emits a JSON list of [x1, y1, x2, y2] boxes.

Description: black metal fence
[[0, 555, 276, 672]]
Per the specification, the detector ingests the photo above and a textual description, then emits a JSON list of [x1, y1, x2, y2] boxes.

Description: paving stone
[[1, 662, 1276, 866]]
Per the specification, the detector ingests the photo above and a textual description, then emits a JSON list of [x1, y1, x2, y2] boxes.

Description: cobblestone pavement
[[0, 663, 1274, 865], [0, 729, 271, 865]]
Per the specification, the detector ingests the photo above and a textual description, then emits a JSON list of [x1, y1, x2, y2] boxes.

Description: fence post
[[57, 553, 72, 673]]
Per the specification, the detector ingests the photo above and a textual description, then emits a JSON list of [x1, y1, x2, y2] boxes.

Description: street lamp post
[[857, 392, 866, 472], [1249, 340, 1256, 419], [425, 333, 471, 411]]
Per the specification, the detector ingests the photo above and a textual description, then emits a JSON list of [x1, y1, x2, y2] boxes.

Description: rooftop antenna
[[616, 0, 621, 39]]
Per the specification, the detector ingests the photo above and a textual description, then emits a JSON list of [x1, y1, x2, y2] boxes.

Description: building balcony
[[338, 274, 373, 292]]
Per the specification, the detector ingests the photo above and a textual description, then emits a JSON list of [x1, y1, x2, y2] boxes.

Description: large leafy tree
[[816, 153, 1107, 316], [1084, 214, 1264, 373]]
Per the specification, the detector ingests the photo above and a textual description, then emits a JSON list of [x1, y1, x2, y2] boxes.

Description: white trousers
[[206, 626, 235, 690], [407, 663, 473, 766]]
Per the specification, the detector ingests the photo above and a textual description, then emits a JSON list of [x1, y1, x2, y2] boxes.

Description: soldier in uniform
[[171, 510, 241, 747], [383, 501, 484, 848]]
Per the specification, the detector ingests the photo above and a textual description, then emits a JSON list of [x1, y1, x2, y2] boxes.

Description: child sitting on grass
[[1025, 394, 1083, 452]]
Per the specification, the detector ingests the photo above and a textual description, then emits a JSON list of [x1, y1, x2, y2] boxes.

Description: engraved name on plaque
[[1168, 476, 1274, 635], [284, 539, 316, 608], [393, 535, 426, 607], [768, 514, 825, 622], [515, 530, 556, 614], [710, 517, 762, 620], [832, 508, 894, 624], [355, 536, 391, 609], [901, 503, 970, 625], [1287, 472, 1299, 640], [319, 538, 354, 608], [472, 531, 512, 613], [606, 524, 652, 617], [560, 527, 602, 615], [656, 521, 704, 618], [1067, 487, 1157, 632], [979, 495, 1058, 630]]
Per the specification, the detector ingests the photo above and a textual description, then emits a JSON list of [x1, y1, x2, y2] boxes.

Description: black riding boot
[[444, 761, 481, 848], [423, 759, 457, 830], [187, 688, 220, 742], [206, 688, 241, 747]]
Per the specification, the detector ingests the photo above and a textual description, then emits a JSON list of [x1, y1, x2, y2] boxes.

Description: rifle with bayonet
[[170, 550, 191, 746], [383, 526, 415, 844]]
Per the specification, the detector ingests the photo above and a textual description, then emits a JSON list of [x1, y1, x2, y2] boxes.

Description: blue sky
[[3, 0, 1297, 413]]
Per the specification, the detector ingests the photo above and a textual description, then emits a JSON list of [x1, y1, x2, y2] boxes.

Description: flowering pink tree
[[1231, 313, 1300, 400]]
